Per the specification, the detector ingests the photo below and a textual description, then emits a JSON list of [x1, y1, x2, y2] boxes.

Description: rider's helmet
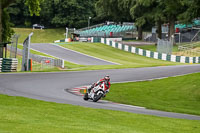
[[104, 75, 110, 82]]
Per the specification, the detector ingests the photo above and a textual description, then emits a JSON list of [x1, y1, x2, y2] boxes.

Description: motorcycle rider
[[88, 75, 111, 96]]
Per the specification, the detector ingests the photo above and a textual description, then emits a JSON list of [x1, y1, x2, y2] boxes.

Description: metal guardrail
[[15, 46, 64, 69], [122, 22, 135, 25], [178, 43, 198, 51], [177, 43, 200, 57], [10, 34, 20, 58], [191, 30, 200, 42], [75, 23, 105, 32], [30, 53, 64, 68]]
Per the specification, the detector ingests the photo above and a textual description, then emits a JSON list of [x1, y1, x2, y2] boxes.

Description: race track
[[1, 65, 200, 120], [30, 43, 117, 65]]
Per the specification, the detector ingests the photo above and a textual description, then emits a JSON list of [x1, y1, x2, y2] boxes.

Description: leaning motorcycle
[[83, 82, 106, 102]]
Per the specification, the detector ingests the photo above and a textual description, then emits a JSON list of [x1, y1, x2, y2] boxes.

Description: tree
[[95, 0, 132, 23], [132, 0, 187, 41], [50, 0, 97, 28], [96, 0, 154, 40], [157, 0, 186, 40], [0, 0, 42, 42], [7, 0, 98, 29], [130, 0, 152, 40], [0, 0, 15, 42], [178, 0, 200, 23], [135, 0, 166, 39]]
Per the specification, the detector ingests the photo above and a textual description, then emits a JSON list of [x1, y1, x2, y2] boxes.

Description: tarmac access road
[[30, 43, 117, 65], [1, 65, 200, 120]]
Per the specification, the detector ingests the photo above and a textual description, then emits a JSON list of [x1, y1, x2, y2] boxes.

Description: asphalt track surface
[[30, 43, 117, 65], [1, 65, 200, 120]]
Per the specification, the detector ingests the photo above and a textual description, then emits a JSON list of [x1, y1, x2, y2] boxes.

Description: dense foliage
[[1, 0, 200, 42], [96, 0, 200, 40], [0, 0, 41, 42], [2, 9, 14, 42], [7, 0, 98, 28]]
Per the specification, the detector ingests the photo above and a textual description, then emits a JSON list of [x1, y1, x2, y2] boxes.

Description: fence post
[[62, 59, 64, 69], [21, 32, 33, 71], [29, 59, 32, 71]]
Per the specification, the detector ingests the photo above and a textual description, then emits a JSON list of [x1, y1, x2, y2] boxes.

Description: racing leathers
[[88, 78, 111, 95]]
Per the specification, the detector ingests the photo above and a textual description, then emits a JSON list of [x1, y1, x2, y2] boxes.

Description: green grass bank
[[59, 42, 180, 70], [105, 72, 200, 115], [13, 28, 65, 43], [0, 94, 199, 133]]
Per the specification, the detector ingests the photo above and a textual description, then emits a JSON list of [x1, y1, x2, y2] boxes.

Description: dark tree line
[[0, 0, 41, 42], [7, 0, 98, 28], [1, 0, 200, 42], [96, 0, 200, 40]]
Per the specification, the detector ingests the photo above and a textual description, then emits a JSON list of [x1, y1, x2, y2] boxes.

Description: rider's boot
[[88, 87, 92, 93], [88, 84, 95, 93]]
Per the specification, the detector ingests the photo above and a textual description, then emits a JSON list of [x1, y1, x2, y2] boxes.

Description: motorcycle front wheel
[[93, 93, 103, 102], [83, 93, 89, 100]]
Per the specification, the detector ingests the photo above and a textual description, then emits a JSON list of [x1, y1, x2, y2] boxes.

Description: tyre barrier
[[0, 58, 18, 72], [0, 58, 2, 72]]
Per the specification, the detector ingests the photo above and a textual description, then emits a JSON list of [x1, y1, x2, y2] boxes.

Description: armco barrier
[[0, 58, 18, 72], [100, 38, 200, 63]]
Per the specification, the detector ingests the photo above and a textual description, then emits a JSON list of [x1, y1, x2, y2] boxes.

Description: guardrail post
[[62, 59, 64, 69]]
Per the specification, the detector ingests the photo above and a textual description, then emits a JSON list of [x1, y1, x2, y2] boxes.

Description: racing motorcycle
[[83, 82, 106, 102]]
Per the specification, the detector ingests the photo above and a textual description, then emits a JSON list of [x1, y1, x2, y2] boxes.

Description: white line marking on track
[[113, 103, 146, 109]]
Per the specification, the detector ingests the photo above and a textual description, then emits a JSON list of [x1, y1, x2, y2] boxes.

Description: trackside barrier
[[16, 47, 64, 69], [30, 54, 64, 68], [0, 58, 18, 72], [0, 58, 2, 72], [100, 38, 200, 63], [157, 39, 173, 55]]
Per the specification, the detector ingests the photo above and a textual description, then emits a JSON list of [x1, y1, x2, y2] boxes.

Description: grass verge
[[13, 28, 66, 43], [135, 42, 200, 57], [135, 45, 179, 52], [0, 94, 200, 133], [105, 72, 200, 115], [59, 42, 181, 70]]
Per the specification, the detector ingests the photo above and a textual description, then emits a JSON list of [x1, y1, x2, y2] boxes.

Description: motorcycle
[[83, 82, 106, 102]]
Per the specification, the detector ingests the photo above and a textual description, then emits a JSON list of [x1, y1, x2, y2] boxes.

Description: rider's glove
[[105, 89, 109, 93]]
